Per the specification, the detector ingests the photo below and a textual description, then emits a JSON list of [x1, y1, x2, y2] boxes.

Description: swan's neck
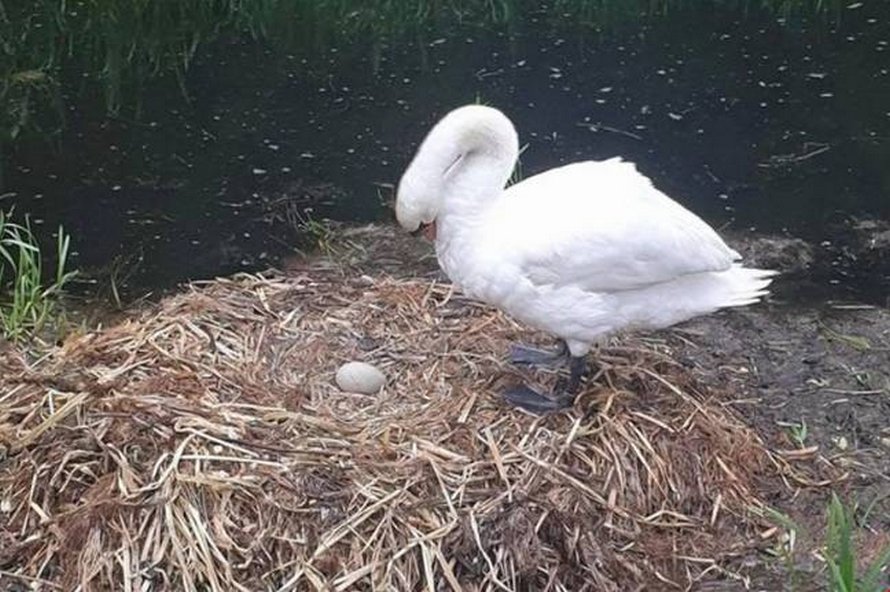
[[439, 109, 519, 218], [405, 106, 520, 226]]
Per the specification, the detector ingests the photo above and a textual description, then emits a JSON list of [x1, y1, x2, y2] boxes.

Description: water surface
[[6, 4, 889, 302]]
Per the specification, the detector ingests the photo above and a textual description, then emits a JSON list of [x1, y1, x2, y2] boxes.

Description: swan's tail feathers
[[722, 264, 778, 307]]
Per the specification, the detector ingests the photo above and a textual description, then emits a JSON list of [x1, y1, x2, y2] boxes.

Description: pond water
[[5, 4, 890, 303]]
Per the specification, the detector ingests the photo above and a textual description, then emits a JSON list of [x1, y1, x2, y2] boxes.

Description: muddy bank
[[704, 229, 889, 485], [672, 306, 890, 505], [666, 302, 890, 588], [725, 218, 890, 307]]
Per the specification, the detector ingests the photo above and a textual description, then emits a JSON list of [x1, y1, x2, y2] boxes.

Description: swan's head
[[396, 105, 519, 239], [395, 163, 442, 237]]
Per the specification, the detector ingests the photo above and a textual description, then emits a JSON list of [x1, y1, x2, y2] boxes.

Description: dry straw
[[1, 225, 835, 590]]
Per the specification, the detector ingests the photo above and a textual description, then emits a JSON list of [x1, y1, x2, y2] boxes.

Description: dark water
[[5, 4, 890, 303]]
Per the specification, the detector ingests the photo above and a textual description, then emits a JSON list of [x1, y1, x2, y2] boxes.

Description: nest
[[0, 226, 830, 591]]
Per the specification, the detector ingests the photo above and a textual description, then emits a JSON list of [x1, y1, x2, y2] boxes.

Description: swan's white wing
[[484, 158, 739, 292]]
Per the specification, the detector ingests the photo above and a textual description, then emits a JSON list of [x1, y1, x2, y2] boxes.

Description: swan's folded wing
[[517, 213, 738, 292], [496, 160, 740, 292]]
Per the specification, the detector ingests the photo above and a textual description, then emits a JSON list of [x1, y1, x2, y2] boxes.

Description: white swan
[[396, 105, 776, 413]]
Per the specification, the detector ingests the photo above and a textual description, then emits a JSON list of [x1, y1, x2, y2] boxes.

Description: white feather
[[397, 105, 777, 357]]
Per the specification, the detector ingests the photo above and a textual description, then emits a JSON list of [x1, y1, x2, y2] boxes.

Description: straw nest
[[1, 225, 832, 591]]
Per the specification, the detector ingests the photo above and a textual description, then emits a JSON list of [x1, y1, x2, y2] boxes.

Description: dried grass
[[0, 225, 835, 590]]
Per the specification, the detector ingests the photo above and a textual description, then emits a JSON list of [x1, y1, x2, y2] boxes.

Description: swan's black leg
[[503, 354, 588, 415], [508, 340, 568, 367], [556, 356, 587, 400]]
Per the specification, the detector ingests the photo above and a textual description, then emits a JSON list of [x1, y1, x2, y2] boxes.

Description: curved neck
[[407, 106, 520, 221]]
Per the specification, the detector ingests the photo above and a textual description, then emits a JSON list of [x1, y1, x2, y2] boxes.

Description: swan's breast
[[435, 225, 522, 305]]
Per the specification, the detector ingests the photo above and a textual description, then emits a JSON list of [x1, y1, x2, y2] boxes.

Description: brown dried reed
[[0, 225, 831, 591]]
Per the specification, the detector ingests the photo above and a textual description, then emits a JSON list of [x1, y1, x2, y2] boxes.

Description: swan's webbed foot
[[508, 340, 568, 367], [504, 385, 574, 414], [504, 355, 588, 415]]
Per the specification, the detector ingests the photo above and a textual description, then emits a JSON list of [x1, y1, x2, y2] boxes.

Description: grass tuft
[[826, 494, 890, 592], [0, 210, 76, 340]]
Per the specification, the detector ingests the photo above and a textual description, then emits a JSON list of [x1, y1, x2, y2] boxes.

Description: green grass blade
[[861, 542, 890, 591], [0, 210, 75, 339]]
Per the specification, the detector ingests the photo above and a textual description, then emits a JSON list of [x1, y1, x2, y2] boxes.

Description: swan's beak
[[411, 221, 437, 241]]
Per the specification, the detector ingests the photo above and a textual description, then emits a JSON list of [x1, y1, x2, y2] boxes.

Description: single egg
[[335, 361, 386, 394]]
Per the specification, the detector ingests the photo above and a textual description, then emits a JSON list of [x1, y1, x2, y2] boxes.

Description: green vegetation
[[825, 494, 890, 592], [294, 208, 337, 256], [779, 418, 809, 448], [756, 495, 889, 591], [0, 210, 76, 340], [0, 1, 508, 154]]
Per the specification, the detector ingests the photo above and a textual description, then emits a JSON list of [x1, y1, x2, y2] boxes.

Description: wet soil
[[677, 307, 888, 500], [669, 304, 890, 590], [677, 305, 889, 479]]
